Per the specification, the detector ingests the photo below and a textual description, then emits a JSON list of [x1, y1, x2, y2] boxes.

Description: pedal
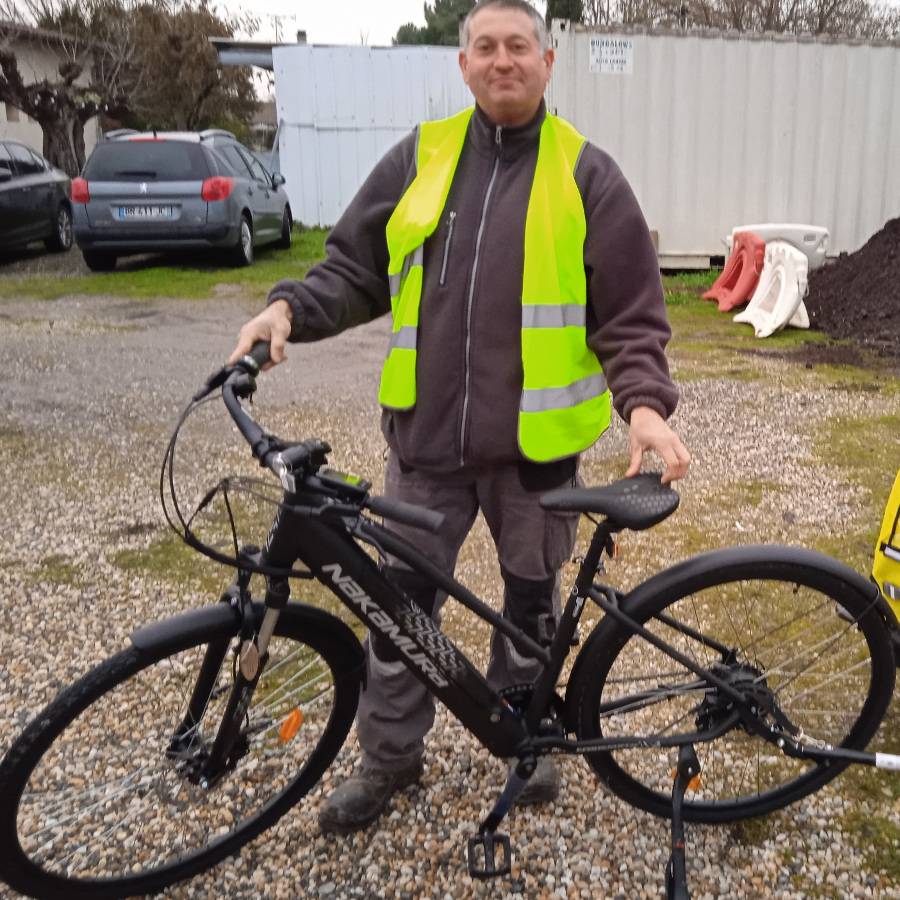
[[467, 831, 511, 879]]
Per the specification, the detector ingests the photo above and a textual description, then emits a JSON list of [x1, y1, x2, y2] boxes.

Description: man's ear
[[459, 49, 469, 84], [544, 47, 556, 77]]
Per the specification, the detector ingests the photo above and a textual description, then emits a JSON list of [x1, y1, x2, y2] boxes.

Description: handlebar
[[214, 341, 445, 535]]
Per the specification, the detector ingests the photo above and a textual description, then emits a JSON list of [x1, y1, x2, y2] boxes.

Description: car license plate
[[118, 205, 175, 219]]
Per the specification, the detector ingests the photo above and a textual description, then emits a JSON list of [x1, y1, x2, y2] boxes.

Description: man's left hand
[[625, 406, 690, 484]]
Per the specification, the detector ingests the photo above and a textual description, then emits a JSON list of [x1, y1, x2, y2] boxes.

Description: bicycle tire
[[568, 545, 896, 823], [0, 602, 363, 899]]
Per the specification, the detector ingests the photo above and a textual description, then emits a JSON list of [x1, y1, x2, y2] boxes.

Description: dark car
[[0, 141, 73, 254], [72, 129, 292, 271]]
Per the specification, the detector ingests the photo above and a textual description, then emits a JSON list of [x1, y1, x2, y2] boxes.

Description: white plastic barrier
[[733, 241, 810, 338], [725, 224, 829, 271]]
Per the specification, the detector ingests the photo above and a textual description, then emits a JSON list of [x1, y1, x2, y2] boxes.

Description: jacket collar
[[469, 100, 546, 161]]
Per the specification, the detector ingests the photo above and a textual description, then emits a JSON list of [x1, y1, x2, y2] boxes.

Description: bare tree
[[0, 0, 141, 173], [568, 0, 899, 34]]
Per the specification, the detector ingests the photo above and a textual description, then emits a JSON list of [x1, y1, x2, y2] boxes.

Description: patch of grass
[[34, 554, 82, 586], [112, 527, 368, 640], [728, 815, 774, 846], [114, 532, 227, 594], [662, 270, 719, 293], [0, 228, 328, 301], [841, 810, 900, 881], [839, 757, 900, 804], [814, 413, 900, 496]]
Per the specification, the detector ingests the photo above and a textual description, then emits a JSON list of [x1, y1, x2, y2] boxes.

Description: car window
[[248, 152, 273, 181], [215, 144, 253, 178], [27, 149, 47, 171], [231, 144, 268, 184], [83, 140, 211, 181], [247, 156, 270, 185], [0, 144, 14, 180], [6, 143, 44, 176]]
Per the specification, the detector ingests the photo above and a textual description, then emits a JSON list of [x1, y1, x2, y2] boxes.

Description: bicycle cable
[[159, 391, 315, 581]]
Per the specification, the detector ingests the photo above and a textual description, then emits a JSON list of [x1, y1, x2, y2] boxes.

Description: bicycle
[[1, 343, 898, 899]]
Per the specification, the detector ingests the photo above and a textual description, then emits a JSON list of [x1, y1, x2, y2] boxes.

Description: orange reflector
[[669, 768, 702, 791], [279, 708, 304, 742]]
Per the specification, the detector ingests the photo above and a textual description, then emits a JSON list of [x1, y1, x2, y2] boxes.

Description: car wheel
[[278, 207, 292, 249], [231, 215, 253, 267], [82, 250, 117, 272], [45, 204, 73, 252]]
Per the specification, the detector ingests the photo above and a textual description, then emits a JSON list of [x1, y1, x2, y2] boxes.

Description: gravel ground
[[0, 292, 898, 899]]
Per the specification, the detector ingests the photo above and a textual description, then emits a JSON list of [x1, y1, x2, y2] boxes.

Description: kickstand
[[466, 755, 536, 879], [666, 743, 700, 900]]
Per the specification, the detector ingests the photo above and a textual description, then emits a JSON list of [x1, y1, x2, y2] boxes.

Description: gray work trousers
[[357, 453, 579, 771]]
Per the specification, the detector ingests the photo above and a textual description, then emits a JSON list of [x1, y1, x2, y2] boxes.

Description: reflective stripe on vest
[[378, 107, 611, 462]]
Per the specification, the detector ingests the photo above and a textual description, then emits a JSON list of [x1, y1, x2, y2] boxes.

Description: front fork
[[168, 550, 290, 785]]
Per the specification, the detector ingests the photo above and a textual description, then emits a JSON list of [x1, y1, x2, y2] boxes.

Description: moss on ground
[[728, 815, 774, 846], [34, 554, 82, 586], [841, 810, 900, 881]]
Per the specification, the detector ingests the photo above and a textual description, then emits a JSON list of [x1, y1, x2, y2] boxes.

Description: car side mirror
[[272, 173, 286, 188]]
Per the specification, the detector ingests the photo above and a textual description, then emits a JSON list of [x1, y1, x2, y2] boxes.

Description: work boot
[[511, 756, 560, 806], [318, 759, 423, 834]]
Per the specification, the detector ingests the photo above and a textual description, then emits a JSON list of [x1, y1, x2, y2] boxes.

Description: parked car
[[71, 129, 292, 271], [0, 141, 73, 254]]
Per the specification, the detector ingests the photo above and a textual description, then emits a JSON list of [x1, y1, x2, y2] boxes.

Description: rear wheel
[[0, 604, 362, 898], [278, 207, 292, 249], [45, 204, 72, 252], [570, 547, 895, 822], [82, 250, 116, 271], [230, 214, 253, 266]]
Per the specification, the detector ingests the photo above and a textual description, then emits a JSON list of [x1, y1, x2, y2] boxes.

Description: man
[[229, 0, 689, 833]]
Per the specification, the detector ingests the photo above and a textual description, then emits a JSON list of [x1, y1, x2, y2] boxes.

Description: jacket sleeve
[[266, 131, 417, 342], [576, 144, 679, 422]]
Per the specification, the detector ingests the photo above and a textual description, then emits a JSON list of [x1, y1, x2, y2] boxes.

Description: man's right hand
[[227, 300, 293, 369]]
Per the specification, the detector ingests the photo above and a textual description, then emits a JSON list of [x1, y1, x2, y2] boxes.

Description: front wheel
[[568, 546, 896, 823], [0, 602, 363, 898]]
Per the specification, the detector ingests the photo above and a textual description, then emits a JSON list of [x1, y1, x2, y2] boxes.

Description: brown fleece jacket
[[268, 102, 678, 473]]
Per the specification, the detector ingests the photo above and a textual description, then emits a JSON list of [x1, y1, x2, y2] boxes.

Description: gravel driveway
[[0, 291, 897, 900]]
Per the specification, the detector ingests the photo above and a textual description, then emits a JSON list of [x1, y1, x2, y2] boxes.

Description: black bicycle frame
[[260, 493, 612, 759]]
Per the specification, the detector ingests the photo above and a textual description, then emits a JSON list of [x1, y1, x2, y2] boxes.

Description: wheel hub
[[695, 662, 775, 734]]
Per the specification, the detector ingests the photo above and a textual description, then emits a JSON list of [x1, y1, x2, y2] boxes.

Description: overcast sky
[[230, 0, 547, 46]]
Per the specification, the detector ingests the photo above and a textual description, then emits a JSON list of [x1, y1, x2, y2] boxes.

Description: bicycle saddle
[[539, 472, 679, 531]]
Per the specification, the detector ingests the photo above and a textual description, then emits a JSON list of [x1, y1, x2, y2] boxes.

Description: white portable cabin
[[267, 28, 900, 267], [273, 44, 471, 229], [547, 23, 900, 266]]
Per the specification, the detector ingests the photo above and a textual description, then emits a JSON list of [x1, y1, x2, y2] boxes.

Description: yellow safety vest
[[379, 106, 610, 463]]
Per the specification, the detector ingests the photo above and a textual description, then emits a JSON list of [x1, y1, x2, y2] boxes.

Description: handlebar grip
[[367, 496, 445, 534], [246, 340, 271, 370]]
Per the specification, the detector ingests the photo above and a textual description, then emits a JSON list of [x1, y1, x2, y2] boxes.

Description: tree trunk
[[40, 115, 83, 176]]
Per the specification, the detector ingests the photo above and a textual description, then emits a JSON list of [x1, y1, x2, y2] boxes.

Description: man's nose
[[493, 46, 513, 69]]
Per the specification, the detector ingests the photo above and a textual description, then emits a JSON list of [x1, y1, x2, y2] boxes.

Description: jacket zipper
[[459, 125, 502, 466], [438, 211, 456, 287]]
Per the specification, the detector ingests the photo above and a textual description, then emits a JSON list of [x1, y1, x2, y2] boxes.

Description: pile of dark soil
[[806, 217, 900, 357]]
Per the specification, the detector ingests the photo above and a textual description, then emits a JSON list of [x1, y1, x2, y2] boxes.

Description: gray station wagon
[[72, 129, 292, 271]]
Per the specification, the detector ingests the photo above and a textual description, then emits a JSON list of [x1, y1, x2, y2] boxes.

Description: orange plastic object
[[279, 708, 304, 742], [670, 767, 702, 791], [702, 231, 766, 312]]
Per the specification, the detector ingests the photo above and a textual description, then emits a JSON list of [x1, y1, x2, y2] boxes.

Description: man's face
[[459, 6, 554, 127]]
